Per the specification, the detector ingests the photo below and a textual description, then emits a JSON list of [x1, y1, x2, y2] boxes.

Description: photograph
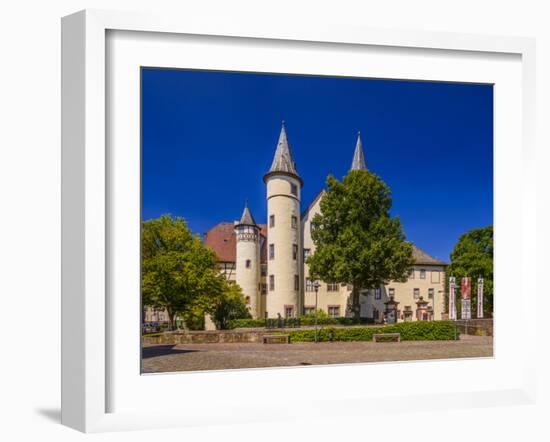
[[140, 68, 494, 373]]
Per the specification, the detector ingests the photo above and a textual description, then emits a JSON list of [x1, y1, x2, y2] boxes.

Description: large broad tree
[[141, 215, 225, 330], [307, 170, 414, 320], [447, 225, 493, 317]]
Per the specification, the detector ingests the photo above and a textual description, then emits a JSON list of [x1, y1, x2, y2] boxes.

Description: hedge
[[228, 316, 374, 329], [228, 318, 266, 329], [280, 321, 458, 342]]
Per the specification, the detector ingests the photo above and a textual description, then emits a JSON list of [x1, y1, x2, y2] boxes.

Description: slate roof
[[236, 204, 256, 226], [268, 123, 298, 174], [263, 122, 302, 184], [411, 246, 447, 266]]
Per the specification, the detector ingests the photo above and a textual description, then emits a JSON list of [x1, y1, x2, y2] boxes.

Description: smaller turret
[[234, 202, 261, 318]]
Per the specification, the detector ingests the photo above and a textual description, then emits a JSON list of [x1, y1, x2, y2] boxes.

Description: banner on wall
[[461, 277, 471, 320], [477, 277, 484, 318], [449, 277, 456, 320]]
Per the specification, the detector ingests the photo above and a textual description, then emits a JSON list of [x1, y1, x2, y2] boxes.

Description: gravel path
[[142, 335, 493, 373]]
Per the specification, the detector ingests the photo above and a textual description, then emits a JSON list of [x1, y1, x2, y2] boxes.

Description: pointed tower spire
[[263, 121, 302, 184], [237, 201, 256, 226], [350, 131, 367, 171]]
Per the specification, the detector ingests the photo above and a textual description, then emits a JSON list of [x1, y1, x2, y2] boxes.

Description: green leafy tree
[[141, 215, 225, 330], [307, 170, 414, 320], [181, 305, 206, 331], [210, 283, 251, 330], [447, 225, 493, 317]]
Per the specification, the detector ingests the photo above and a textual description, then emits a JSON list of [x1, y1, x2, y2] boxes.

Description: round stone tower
[[263, 122, 303, 318], [234, 203, 261, 318]]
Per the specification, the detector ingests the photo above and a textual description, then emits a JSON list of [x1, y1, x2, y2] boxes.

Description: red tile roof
[[204, 223, 446, 266], [204, 223, 267, 263]]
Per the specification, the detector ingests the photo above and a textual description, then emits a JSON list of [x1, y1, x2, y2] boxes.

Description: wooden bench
[[262, 334, 290, 344], [372, 333, 401, 343]]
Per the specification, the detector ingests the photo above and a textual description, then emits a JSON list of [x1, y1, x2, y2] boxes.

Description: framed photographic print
[[61, 9, 537, 433]]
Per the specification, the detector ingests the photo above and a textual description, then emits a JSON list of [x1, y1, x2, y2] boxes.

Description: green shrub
[[282, 321, 458, 342], [228, 318, 266, 329]]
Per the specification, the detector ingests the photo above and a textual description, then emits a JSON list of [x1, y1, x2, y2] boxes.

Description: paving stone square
[[142, 335, 493, 373]]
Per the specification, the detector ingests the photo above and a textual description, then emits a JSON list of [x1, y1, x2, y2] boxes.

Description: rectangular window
[[292, 244, 298, 260], [290, 183, 298, 196], [261, 283, 267, 295], [304, 306, 315, 315], [374, 288, 381, 300], [269, 215, 275, 228], [291, 215, 297, 229], [389, 288, 395, 297], [414, 288, 420, 299], [327, 282, 339, 292], [294, 274, 299, 291], [410, 269, 415, 279], [269, 244, 274, 260], [420, 269, 426, 279], [261, 264, 267, 276], [328, 306, 340, 318], [306, 278, 315, 292], [428, 288, 434, 299], [285, 305, 294, 318], [269, 275, 275, 291], [245, 259, 251, 268], [303, 248, 311, 262], [431, 270, 440, 283]]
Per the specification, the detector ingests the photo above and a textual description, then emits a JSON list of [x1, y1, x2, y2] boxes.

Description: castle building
[[204, 123, 447, 323]]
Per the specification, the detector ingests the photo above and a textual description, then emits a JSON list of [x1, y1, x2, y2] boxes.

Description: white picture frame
[[61, 9, 537, 433]]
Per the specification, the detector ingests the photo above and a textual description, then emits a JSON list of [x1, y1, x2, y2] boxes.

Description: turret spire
[[350, 131, 367, 171], [237, 202, 256, 226], [266, 122, 300, 177]]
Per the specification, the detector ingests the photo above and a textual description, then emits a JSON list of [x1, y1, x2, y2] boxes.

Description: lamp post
[[313, 281, 320, 343]]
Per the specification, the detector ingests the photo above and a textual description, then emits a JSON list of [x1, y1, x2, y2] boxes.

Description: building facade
[[204, 124, 447, 323]]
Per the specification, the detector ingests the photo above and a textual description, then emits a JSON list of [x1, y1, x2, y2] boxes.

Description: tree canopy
[[141, 215, 225, 329], [307, 170, 414, 319], [447, 225, 493, 316]]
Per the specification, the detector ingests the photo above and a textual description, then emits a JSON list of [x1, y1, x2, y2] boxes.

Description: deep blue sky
[[142, 68, 493, 262]]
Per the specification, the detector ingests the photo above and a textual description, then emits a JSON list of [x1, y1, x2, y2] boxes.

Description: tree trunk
[[166, 308, 175, 331], [352, 285, 361, 321]]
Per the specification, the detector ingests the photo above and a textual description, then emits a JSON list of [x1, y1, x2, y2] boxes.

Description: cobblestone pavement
[[142, 335, 493, 373]]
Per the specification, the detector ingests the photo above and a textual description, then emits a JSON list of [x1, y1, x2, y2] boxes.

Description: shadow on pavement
[[142, 345, 199, 359]]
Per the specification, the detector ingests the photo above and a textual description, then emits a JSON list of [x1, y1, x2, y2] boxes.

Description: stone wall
[[455, 318, 493, 337], [143, 329, 266, 345]]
